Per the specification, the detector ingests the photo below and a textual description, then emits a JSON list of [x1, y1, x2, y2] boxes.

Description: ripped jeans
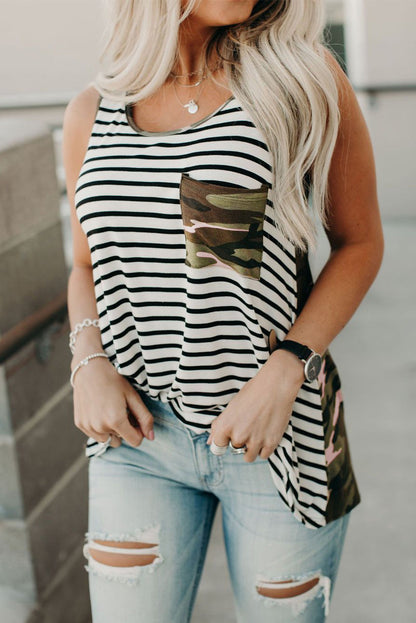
[[83, 390, 351, 623]]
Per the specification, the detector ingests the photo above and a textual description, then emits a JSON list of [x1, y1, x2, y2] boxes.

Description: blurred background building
[[0, 1, 414, 622], [1, 0, 414, 223]]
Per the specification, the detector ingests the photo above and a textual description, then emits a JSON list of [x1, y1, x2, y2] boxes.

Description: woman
[[63, 1, 383, 621]]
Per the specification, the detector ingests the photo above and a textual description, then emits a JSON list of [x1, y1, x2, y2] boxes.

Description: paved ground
[[191, 217, 416, 622]]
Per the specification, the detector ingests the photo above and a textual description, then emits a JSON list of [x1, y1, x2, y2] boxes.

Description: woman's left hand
[[207, 350, 305, 462]]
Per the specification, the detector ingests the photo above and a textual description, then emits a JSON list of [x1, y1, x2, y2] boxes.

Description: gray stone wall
[[0, 120, 90, 623]]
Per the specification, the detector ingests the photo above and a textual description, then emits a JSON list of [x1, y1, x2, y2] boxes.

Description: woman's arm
[[63, 87, 154, 447], [272, 50, 384, 361], [64, 87, 107, 369], [208, 52, 384, 460]]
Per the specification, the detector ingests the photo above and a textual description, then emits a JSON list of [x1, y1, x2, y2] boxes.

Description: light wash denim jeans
[[83, 389, 351, 623]]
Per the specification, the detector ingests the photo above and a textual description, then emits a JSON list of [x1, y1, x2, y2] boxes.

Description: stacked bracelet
[[69, 318, 100, 354], [70, 352, 109, 388]]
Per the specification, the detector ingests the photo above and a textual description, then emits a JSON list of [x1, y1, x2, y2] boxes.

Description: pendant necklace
[[173, 84, 206, 114], [169, 60, 221, 115], [171, 71, 207, 114]]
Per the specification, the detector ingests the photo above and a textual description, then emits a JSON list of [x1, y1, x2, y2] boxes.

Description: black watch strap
[[274, 340, 313, 362]]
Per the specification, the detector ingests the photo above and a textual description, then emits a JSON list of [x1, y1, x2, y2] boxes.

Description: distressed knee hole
[[255, 572, 331, 616], [88, 539, 159, 567], [256, 575, 320, 598], [82, 526, 163, 585]]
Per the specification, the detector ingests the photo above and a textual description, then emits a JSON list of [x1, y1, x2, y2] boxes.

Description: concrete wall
[[0, 0, 103, 105], [344, 0, 416, 218], [0, 121, 90, 623], [353, 91, 416, 219], [344, 0, 416, 87]]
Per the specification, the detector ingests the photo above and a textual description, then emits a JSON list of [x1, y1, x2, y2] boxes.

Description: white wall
[[345, 0, 416, 87], [325, 0, 344, 23], [356, 91, 416, 219], [344, 0, 416, 217], [0, 0, 103, 105]]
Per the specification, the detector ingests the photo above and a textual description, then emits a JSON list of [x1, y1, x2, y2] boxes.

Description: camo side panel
[[295, 247, 361, 523], [319, 349, 361, 521], [179, 172, 269, 280]]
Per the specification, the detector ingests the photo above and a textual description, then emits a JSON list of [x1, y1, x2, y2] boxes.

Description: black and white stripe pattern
[[76, 95, 328, 528]]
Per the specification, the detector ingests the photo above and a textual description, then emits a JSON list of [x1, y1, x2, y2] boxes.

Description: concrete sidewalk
[[191, 217, 416, 622]]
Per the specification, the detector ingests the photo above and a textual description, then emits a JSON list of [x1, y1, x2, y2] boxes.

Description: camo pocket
[[179, 172, 269, 280]]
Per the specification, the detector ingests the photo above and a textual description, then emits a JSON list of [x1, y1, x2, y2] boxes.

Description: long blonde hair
[[92, 0, 340, 252]]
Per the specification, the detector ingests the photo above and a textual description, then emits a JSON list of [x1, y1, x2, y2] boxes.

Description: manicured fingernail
[[148, 429, 154, 440]]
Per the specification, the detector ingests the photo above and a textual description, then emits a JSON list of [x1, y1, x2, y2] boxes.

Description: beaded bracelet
[[70, 352, 109, 388], [69, 318, 100, 355]]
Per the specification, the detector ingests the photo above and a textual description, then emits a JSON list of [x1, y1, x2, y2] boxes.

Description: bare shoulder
[[63, 85, 101, 150], [321, 46, 373, 167], [320, 48, 382, 252], [62, 85, 103, 268], [322, 47, 357, 115], [63, 84, 101, 128], [62, 85, 101, 192]]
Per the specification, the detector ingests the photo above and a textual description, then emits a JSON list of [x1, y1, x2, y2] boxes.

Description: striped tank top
[[75, 93, 360, 529]]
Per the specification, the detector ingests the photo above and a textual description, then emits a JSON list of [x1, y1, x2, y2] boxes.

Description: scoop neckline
[[125, 94, 236, 136]]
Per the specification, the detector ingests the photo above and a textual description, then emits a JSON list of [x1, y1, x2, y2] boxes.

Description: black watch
[[274, 339, 322, 383]]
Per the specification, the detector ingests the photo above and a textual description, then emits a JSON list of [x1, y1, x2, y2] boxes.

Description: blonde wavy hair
[[92, 0, 340, 252]]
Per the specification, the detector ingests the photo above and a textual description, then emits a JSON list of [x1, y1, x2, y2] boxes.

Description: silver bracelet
[[69, 318, 100, 354], [70, 352, 109, 388]]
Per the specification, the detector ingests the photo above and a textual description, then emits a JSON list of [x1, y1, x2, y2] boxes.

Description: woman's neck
[[173, 21, 219, 81]]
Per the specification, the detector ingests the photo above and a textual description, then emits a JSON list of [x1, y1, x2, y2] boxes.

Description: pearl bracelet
[[69, 318, 100, 354], [70, 352, 109, 388]]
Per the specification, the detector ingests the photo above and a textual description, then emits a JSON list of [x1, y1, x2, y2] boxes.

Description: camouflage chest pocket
[[179, 172, 269, 280]]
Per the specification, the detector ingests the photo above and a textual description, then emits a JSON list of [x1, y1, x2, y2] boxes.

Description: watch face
[[305, 354, 322, 382]]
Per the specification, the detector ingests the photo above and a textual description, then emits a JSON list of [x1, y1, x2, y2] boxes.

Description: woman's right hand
[[62, 88, 154, 449], [72, 356, 155, 448]]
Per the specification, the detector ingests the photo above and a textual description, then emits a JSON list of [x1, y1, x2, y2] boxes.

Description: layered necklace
[[169, 60, 222, 114]]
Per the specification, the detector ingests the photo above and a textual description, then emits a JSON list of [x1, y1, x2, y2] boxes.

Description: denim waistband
[[137, 389, 181, 423], [136, 388, 210, 436]]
